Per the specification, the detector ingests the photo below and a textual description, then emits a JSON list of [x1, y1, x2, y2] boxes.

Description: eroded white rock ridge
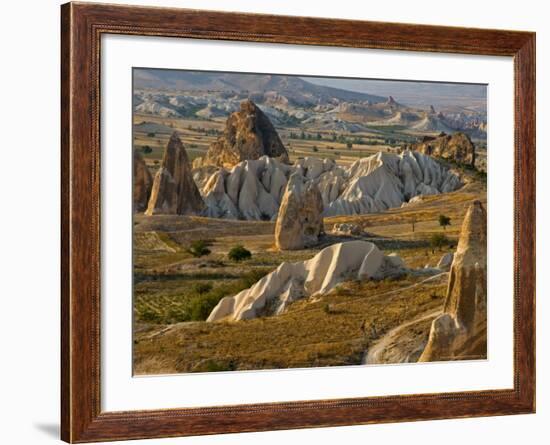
[[207, 241, 406, 322], [194, 150, 462, 220]]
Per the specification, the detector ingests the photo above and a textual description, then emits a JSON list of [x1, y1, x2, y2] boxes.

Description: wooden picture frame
[[61, 2, 535, 442]]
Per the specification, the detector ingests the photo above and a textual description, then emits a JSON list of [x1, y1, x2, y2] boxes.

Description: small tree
[[430, 233, 449, 252], [438, 214, 451, 230], [228, 245, 251, 262], [141, 145, 153, 154], [346, 141, 353, 150], [312, 145, 319, 152], [187, 240, 211, 257]]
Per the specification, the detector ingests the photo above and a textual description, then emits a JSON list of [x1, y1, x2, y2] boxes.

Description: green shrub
[[186, 293, 222, 321], [438, 214, 451, 230], [141, 145, 153, 154], [192, 282, 213, 294], [228, 245, 252, 262], [187, 240, 211, 257], [183, 269, 270, 321], [430, 233, 449, 251]]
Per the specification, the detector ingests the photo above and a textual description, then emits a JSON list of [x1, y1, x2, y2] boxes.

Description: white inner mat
[[101, 34, 514, 412]]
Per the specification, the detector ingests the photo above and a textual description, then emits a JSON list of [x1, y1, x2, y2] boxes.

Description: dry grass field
[[133, 176, 485, 374], [133, 113, 418, 169]]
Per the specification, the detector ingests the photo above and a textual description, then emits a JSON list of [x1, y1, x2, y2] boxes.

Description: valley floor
[[133, 181, 486, 375]]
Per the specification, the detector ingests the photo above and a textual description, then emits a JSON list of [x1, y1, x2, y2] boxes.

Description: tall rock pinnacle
[[419, 200, 487, 362], [275, 173, 324, 250], [145, 132, 205, 216], [203, 100, 289, 168], [133, 149, 153, 212]]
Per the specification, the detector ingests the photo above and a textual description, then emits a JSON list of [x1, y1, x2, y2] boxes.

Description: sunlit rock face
[[412, 131, 476, 167], [145, 132, 205, 216], [195, 150, 463, 221], [203, 99, 289, 168], [419, 201, 487, 362], [275, 173, 324, 251], [207, 241, 406, 322]]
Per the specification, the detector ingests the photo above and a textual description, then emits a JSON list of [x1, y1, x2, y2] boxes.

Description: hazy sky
[[303, 76, 487, 109]]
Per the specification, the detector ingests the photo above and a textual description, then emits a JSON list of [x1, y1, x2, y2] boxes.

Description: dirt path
[[362, 309, 441, 364], [360, 273, 447, 365]]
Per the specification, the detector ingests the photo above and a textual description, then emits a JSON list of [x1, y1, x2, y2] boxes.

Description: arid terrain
[[132, 70, 487, 375]]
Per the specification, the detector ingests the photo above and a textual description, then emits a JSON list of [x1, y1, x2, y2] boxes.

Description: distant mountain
[[305, 77, 487, 112], [134, 70, 386, 106]]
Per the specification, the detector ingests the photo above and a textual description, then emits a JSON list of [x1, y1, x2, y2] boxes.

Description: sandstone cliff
[[411, 132, 476, 167], [145, 132, 205, 215], [133, 149, 153, 212], [419, 200, 487, 362], [203, 100, 289, 167]]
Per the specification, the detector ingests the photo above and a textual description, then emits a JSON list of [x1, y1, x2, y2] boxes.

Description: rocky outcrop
[[207, 241, 406, 322], [331, 223, 363, 236], [419, 201, 487, 362], [436, 252, 454, 271], [145, 132, 205, 215], [133, 149, 153, 212], [412, 132, 476, 167], [322, 150, 462, 216], [196, 156, 292, 220], [195, 150, 463, 221], [203, 100, 289, 168], [275, 173, 324, 250]]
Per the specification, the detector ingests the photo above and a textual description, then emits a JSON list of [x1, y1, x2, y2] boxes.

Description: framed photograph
[[61, 2, 535, 442]]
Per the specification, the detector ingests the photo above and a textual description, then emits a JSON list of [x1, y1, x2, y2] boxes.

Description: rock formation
[[196, 156, 292, 220], [207, 241, 406, 322], [274, 173, 324, 250], [203, 100, 289, 168], [331, 223, 363, 236], [412, 132, 476, 167], [145, 132, 205, 215], [436, 252, 454, 271], [419, 201, 487, 362], [133, 149, 153, 212], [194, 150, 463, 221], [322, 150, 462, 216]]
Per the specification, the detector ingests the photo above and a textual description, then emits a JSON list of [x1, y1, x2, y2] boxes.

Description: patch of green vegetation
[[438, 214, 451, 230], [187, 240, 212, 258], [134, 268, 271, 324], [228, 245, 252, 262], [156, 232, 182, 251], [430, 233, 450, 251]]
